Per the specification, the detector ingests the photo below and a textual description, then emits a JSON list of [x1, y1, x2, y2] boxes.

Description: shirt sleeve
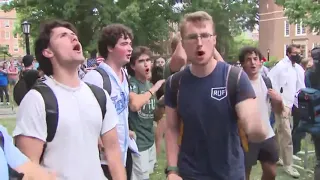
[[101, 90, 119, 135], [13, 90, 47, 142], [296, 66, 306, 90], [235, 71, 256, 104], [82, 70, 104, 89], [164, 76, 176, 108], [0, 125, 28, 168]]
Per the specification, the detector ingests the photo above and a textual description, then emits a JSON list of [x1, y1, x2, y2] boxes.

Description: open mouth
[[126, 54, 131, 59], [73, 44, 81, 52], [145, 68, 150, 73], [197, 51, 205, 56]]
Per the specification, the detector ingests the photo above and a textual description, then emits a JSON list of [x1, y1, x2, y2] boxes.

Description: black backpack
[[94, 67, 131, 95], [0, 131, 25, 180], [13, 70, 40, 106]]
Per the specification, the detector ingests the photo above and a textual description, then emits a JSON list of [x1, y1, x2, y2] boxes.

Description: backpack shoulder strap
[[86, 83, 107, 120], [227, 66, 242, 108], [32, 82, 59, 143], [95, 67, 112, 95], [0, 131, 4, 149], [169, 70, 187, 107], [262, 75, 272, 89]]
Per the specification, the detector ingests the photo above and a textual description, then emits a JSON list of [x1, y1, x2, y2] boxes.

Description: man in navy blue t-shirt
[[164, 11, 269, 180]]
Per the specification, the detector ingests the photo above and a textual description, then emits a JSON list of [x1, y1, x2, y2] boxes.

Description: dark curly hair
[[98, 24, 133, 59], [238, 46, 263, 64]]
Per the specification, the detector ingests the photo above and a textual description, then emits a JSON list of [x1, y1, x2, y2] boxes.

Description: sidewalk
[[0, 106, 17, 119]]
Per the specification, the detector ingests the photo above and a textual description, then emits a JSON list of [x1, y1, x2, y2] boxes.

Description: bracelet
[[148, 90, 153, 96], [165, 166, 179, 176]]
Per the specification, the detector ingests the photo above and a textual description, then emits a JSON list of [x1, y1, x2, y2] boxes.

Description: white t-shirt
[[250, 76, 275, 139], [13, 76, 118, 180]]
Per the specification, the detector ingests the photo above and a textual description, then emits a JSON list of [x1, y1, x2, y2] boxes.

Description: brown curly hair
[[98, 24, 134, 59]]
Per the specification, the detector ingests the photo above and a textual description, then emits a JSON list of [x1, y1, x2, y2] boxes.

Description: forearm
[[105, 151, 126, 180], [165, 125, 180, 167], [271, 99, 284, 114], [170, 43, 187, 72], [129, 92, 152, 112], [213, 48, 224, 62]]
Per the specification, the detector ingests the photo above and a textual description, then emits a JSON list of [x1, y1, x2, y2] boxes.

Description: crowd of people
[[0, 10, 320, 180]]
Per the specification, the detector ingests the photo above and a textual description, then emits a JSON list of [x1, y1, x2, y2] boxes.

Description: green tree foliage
[[0, 45, 12, 61], [227, 33, 258, 62], [2, 0, 259, 56], [276, 0, 320, 33]]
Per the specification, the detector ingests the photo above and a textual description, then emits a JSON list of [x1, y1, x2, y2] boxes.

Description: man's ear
[[42, 48, 54, 59], [107, 46, 114, 53]]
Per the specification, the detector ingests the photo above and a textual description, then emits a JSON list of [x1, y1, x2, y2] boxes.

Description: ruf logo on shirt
[[211, 87, 227, 101]]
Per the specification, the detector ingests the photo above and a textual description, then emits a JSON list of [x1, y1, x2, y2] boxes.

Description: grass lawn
[[0, 117, 315, 180]]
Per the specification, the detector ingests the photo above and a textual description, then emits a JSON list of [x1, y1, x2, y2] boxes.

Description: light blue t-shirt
[[0, 125, 28, 179], [99, 63, 130, 163]]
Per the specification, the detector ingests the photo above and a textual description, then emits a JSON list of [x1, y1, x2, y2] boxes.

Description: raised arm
[[129, 79, 165, 112], [235, 72, 268, 142]]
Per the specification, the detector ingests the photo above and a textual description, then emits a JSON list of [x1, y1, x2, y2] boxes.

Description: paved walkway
[[0, 106, 17, 119]]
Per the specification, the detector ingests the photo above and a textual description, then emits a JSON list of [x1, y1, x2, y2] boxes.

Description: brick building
[[259, 0, 320, 61], [0, 2, 25, 61]]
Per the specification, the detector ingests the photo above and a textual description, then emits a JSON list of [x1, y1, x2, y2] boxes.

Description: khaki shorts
[[131, 143, 156, 180]]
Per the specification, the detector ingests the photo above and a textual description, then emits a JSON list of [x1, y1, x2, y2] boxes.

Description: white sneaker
[[284, 166, 300, 178], [277, 158, 284, 166], [0, 102, 3, 105], [293, 155, 302, 161]]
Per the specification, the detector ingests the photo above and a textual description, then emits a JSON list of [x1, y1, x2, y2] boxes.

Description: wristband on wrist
[[165, 166, 179, 176], [148, 90, 153, 96]]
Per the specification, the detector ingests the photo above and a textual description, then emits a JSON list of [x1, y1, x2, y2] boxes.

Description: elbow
[[129, 102, 141, 112]]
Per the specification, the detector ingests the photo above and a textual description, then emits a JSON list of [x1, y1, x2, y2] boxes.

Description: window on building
[[313, 43, 320, 48], [3, 20, 9, 28], [296, 23, 306, 35], [284, 20, 290, 37], [5, 31, 10, 39], [13, 44, 19, 52], [300, 44, 307, 58], [284, 44, 289, 57]]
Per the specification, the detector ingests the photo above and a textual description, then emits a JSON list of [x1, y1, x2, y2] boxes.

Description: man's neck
[[25, 66, 33, 70], [190, 57, 217, 78], [249, 73, 259, 81], [52, 67, 80, 88], [135, 75, 147, 83], [105, 58, 123, 82]]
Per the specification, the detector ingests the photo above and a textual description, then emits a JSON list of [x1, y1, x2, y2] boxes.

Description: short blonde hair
[[179, 11, 214, 37]]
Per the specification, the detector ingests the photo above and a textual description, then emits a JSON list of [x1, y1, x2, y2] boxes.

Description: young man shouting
[[13, 20, 126, 180], [239, 46, 283, 180]]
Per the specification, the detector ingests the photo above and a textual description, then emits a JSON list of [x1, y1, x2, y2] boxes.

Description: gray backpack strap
[[95, 67, 112, 95], [262, 75, 272, 89], [227, 66, 242, 108]]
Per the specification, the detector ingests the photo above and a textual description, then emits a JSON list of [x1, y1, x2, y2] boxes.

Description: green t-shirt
[[129, 77, 157, 151]]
